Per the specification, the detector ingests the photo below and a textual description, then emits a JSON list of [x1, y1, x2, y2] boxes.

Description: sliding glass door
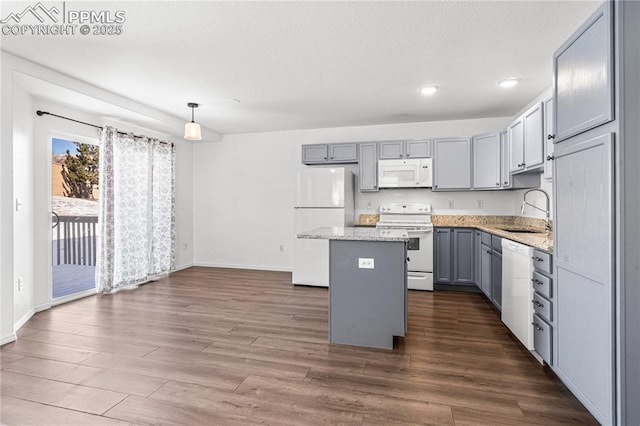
[[51, 137, 99, 300]]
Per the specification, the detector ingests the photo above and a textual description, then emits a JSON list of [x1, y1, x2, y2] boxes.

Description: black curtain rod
[[36, 110, 174, 146]]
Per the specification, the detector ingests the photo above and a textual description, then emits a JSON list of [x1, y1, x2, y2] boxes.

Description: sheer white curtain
[[96, 126, 175, 294]]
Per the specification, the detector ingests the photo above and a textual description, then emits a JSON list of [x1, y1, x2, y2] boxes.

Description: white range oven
[[376, 203, 434, 291]]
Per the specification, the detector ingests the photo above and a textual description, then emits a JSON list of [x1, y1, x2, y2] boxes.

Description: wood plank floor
[[0, 267, 596, 425]]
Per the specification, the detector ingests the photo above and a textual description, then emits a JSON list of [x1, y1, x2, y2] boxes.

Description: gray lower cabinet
[[472, 133, 501, 190], [452, 229, 474, 284], [490, 249, 502, 310], [474, 230, 482, 288], [434, 228, 452, 283], [435, 227, 475, 286], [480, 243, 492, 297], [433, 138, 472, 191], [531, 249, 553, 368], [553, 131, 614, 424], [302, 143, 357, 164], [358, 143, 378, 192], [553, 1, 613, 142]]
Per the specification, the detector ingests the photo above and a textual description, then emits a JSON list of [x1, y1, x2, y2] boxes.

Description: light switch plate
[[358, 258, 374, 269]]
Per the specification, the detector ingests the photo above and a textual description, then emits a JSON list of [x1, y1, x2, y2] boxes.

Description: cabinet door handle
[[532, 300, 544, 308], [531, 279, 543, 286], [407, 257, 410, 262], [547, 155, 554, 161], [531, 322, 544, 331], [434, 184, 438, 188], [486, 250, 492, 254], [547, 134, 555, 140], [323, 157, 327, 160], [532, 256, 544, 262], [504, 181, 508, 184], [496, 182, 500, 186]]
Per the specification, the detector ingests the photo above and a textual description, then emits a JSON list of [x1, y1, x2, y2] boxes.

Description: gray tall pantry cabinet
[[551, 2, 640, 424]]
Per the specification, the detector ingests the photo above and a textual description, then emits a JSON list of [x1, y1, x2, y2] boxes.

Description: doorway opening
[[51, 137, 100, 299]]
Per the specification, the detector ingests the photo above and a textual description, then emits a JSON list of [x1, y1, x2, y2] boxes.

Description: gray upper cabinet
[[553, 132, 614, 424], [302, 143, 357, 164], [379, 140, 431, 159], [472, 133, 501, 190], [500, 129, 511, 188], [406, 140, 431, 158], [543, 96, 555, 180], [508, 117, 525, 173], [379, 141, 404, 159], [434, 228, 452, 284], [433, 137, 472, 190], [452, 229, 475, 284], [358, 143, 378, 192], [553, 1, 613, 143], [301, 144, 328, 164], [523, 102, 544, 170], [328, 143, 358, 163]]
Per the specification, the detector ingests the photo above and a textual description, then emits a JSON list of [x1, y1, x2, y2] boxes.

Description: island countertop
[[297, 226, 409, 242]]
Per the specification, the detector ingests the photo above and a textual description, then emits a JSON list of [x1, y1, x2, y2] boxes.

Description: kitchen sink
[[496, 228, 544, 234]]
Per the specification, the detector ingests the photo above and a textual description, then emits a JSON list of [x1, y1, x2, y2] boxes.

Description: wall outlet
[[358, 258, 375, 269], [279, 245, 284, 252], [448, 200, 455, 209], [15, 198, 23, 211], [477, 200, 484, 209], [17, 277, 23, 292]]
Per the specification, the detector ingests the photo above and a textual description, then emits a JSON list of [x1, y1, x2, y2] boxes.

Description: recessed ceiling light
[[498, 78, 519, 88], [420, 86, 438, 96]]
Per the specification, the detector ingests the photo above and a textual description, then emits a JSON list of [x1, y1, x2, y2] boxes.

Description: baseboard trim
[[171, 263, 194, 273], [1, 333, 17, 346], [193, 262, 292, 273]]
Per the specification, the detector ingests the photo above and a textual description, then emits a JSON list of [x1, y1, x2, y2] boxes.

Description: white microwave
[[378, 158, 432, 188]]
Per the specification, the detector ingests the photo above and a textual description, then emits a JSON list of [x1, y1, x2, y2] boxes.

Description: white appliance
[[378, 158, 432, 188], [501, 239, 534, 349], [376, 203, 433, 291], [293, 167, 354, 287]]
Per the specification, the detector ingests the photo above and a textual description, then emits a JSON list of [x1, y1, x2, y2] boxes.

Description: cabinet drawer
[[531, 271, 552, 299], [532, 314, 552, 365], [491, 235, 502, 252], [532, 249, 552, 274], [532, 292, 552, 323], [481, 232, 491, 246]]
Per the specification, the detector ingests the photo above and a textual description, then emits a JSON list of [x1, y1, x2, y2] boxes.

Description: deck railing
[[52, 214, 99, 266]]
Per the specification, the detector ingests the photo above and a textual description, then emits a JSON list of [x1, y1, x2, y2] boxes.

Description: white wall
[[1, 52, 195, 344], [192, 116, 525, 271]]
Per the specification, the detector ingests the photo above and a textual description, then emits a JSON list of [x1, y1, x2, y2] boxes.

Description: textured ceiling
[[1, 1, 600, 134]]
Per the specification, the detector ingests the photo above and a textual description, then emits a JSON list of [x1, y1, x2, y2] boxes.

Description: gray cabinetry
[[500, 130, 511, 188], [358, 143, 378, 192], [452, 229, 475, 284], [553, 132, 614, 423], [543, 96, 555, 180], [472, 133, 501, 190], [302, 143, 357, 164], [379, 140, 431, 159], [531, 248, 553, 368], [433, 138, 472, 190], [508, 117, 525, 173], [406, 140, 431, 158], [434, 228, 452, 284], [301, 144, 328, 164], [523, 102, 544, 170], [480, 243, 492, 298], [491, 249, 502, 310], [553, 2, 613, 142], [379, 141, 404, 159], [474, 230, 482, 289]]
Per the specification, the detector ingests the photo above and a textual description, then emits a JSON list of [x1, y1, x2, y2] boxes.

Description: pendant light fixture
[[184, 102, 202, 140]]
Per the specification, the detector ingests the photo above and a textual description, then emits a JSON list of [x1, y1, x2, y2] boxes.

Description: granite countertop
[[432, 215, 553, 252], [297, 226, 409, 242]]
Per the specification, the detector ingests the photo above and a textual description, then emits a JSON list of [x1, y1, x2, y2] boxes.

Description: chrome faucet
[[521, 189, 551, 232]]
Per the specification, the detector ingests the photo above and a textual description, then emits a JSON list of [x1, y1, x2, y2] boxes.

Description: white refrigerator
[[293, 167, 354, 287]]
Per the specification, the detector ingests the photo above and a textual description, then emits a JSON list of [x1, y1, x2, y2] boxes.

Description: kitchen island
[[296, 227, 409, 349]]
